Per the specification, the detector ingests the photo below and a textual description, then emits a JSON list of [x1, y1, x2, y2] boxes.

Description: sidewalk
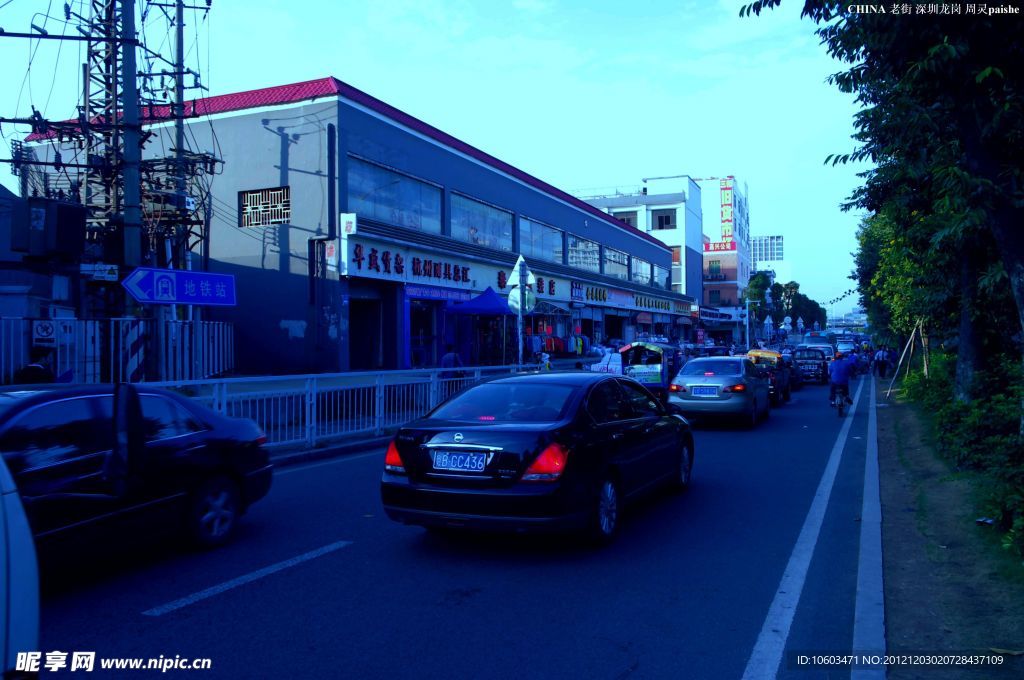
[[875, 379, 1024, 678]]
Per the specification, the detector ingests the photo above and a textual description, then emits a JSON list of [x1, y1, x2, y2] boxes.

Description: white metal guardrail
[[148, 364, 538, 449]]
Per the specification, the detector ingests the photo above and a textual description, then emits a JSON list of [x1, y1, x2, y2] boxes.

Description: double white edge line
[[742, 376, 886, 678]]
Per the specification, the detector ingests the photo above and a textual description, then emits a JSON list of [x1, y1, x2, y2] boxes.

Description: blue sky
[[0, 0, 869, 313]]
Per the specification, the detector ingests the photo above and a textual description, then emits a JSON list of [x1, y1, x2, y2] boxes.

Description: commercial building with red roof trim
[[26, 76, 695, 374]]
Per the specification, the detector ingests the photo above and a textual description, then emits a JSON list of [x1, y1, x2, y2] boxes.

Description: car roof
[[488, 372, 615, 387]]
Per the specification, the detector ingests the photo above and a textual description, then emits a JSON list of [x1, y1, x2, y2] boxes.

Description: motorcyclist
[[829, 350, 855, 405]]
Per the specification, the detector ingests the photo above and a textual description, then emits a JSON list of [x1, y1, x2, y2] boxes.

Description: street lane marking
[[142, 540, 353, 617], [852, 376, 886, 679], [741, 378, 865, 679], [275, 449, 383, 476]]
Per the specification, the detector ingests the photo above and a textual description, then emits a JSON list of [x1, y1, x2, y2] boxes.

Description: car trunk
[[393, 421, 563, 488]]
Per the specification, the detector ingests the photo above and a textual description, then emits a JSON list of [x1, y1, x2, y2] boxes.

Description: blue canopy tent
[[445, 287, 514, 365], [444, 287, 511, 316]]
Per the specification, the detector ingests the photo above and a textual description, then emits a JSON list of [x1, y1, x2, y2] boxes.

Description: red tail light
[[724, 383, 746, 393], [669, 383, 686, 393], [384, 439, 406, 474], [254, 431, 267, 446], [522, 443, 569, 482]]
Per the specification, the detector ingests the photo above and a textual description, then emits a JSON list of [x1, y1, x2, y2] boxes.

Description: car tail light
[[522, 443, 569, 482], [255, 433, 267, 446], [669, 383, 686, 393], [384, 439, 406, 474], [723, 383, 746, 393]]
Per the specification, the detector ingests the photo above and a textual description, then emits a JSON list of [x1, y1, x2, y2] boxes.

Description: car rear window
[[794, 350, 825, 360], [679, 360, 742, 376], [429, 383, 576, 422]]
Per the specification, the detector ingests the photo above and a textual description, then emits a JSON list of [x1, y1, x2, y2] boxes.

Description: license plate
[[691, 386, 718, 397], [432, 451, 487, 473]]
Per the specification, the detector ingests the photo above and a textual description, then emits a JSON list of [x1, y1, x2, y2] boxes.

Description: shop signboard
[[623, 364, 661, 386]]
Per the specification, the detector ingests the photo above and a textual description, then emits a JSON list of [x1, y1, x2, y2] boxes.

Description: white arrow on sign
[[122, 268, 150, 301]]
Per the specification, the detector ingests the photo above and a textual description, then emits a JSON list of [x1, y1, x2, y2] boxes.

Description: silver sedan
[[668, 357, 771, 427]]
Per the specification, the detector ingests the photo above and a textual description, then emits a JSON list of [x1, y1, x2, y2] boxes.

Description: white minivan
[[1, 454, 39, 677]]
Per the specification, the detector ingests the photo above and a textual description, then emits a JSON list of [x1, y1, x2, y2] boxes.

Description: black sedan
[[381, 373, 694, 543], [0, 384, 272, 548]]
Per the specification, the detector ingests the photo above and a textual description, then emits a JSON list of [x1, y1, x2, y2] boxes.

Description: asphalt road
[[37, 376, 876, 680]]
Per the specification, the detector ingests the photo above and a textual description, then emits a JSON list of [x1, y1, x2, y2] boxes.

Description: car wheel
[[587, 477, 620, 544], [671, 441, 694, 492], [188, 476, 240, 548], [746, 400, 759, 429]]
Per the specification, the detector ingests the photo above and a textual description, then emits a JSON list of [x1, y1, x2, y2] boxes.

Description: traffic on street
[[30, 370, 882, 678]]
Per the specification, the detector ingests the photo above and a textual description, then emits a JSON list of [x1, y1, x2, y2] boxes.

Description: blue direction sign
[[121, 267, 237, 306]]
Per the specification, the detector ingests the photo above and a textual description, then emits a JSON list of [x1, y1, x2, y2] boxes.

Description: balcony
[[703, 273, 726, 281]]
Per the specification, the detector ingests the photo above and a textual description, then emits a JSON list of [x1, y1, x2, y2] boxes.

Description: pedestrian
[[13, 346, 55, 385], [874, 346, 888, 378], [440, 343, 463, 379], [887, 346, 898, 371]]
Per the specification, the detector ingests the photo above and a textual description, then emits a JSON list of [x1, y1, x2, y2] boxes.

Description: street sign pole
[[517, 265, 525, 368]]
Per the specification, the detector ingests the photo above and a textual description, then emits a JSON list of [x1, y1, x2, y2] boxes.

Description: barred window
[[239, 186, 291, 228]]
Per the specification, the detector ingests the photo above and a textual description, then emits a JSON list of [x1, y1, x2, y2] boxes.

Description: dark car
[[0, 384, 272, 547], [793, 348, 828, 384], [381, 373, 694, 543]]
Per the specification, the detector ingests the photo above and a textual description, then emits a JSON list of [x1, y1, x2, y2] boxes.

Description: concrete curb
[[268, 435, 392, 468]]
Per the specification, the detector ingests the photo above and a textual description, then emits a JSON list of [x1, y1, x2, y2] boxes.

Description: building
[[751, 234, 791, 284], [697, 177, 752, 344], [27, 77, 696, 374], [751, 234, 783, 267], [578, 177, 704, 302]]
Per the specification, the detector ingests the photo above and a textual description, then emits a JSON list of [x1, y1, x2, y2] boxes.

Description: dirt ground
[[877, 379, 1024, 679]]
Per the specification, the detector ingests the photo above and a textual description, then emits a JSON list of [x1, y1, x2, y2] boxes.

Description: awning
[[532, 301, 572, 316], [676, 316, 693, 326], [635, 312, 653, 324]]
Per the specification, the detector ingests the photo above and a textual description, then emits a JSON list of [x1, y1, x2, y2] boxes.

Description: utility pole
[[121, 0, 142, 267]]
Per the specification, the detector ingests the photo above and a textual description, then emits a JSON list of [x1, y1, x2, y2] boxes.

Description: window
[[709, 289, 721, 304], [654, 265, 670, 289], [631, 257, 652, 285], [681, 360, 743, 376], [429, 383, 574, 422], [671, 247, 681, 264], [652, 209, 676, 230], [519, 218, 564, 263], [604, 247, 629, 280], [586, 381, 631, 423], [618, 380, 662, 417], [613, 211, 637, 228], [709, 260, 721, 275], [239, 187, 291, 228], [1, 398, 111, 474], [139, 395, 202, 442], [347, 156, 442, 234], [451, 194, 513, 251], [567, 235, 600, 273]]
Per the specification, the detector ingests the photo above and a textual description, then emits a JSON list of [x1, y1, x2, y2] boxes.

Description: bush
[[902, 352, 1024, 558]]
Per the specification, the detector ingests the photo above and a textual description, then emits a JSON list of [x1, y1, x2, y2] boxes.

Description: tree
[[742, 1, 1024, 404]]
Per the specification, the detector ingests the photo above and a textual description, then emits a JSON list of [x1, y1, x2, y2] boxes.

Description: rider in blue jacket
[[829, 351, 855, 405]]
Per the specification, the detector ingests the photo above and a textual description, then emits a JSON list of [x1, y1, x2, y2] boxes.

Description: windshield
[[622, 346, 662, 365], [679, 360, 743, 377], [429, 383, 576, 422]]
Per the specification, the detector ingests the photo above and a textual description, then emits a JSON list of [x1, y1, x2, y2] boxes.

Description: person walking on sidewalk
[[440, 344, 463, 379], [874, 346, 889, 378]]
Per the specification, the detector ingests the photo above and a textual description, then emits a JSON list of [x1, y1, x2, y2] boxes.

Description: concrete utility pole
[[121, 0, 142, 267]]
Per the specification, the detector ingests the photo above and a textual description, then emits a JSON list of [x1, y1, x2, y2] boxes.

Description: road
[[37, 376, 879, 679]]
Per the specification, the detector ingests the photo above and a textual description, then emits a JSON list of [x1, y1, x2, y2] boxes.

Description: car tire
[[670, 440, 694, 492], [587, 476, 621, 545], [188, 476, 241, 548]]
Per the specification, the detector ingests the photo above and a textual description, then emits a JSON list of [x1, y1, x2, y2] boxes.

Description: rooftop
[[27, 76, 669, 252]]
